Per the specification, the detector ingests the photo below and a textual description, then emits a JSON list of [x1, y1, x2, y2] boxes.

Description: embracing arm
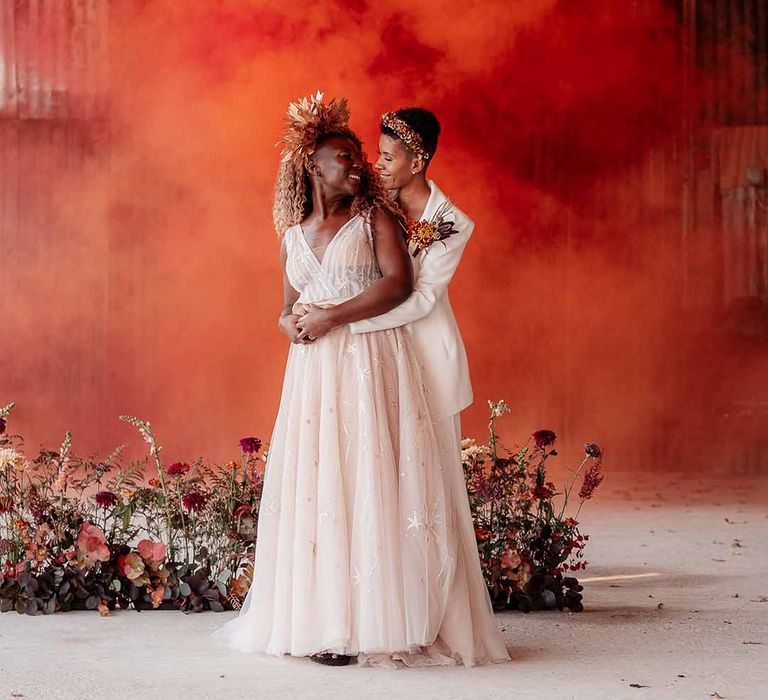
[[296, 210, 412, 340], [277, 237, 312, 345], [349, 215, 474, 333]]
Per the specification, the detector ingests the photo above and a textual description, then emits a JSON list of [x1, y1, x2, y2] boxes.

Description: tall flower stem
[[119, 417, 177, 561], [558, 456, 589, 519], [486, 400, 510, 566], [240, 450, 248, 490], [176, 490, 190, 565]]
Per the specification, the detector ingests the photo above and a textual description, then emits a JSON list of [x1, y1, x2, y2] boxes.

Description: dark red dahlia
[[182, 491, 207, 512], [232, 503, 251, 519], [94, 491, 118, 509], [531, 484, 555, 500], [239, 437, 262, 454], [532, 429, 556, 448], [166, 462, 191, 476], [584, 442, 602, 459]]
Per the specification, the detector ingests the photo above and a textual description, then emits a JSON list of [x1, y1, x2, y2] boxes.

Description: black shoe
[[309, 652, 353, 666]]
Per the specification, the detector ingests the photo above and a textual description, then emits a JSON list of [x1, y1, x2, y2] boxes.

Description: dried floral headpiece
[[381, 111, 430, 161], [278, 90, 352, 165]]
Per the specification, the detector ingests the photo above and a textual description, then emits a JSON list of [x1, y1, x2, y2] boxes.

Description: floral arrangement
[[462, 400, 604, 612], [406, 201, 459, 256], [0, 402, 262, 615], [1, 398, 603, 616]]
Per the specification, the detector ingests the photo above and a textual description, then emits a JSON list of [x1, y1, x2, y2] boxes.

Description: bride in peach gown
[[212, 93, 509, 668]]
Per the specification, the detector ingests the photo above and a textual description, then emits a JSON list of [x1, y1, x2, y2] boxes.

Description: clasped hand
[[279, 304, 337, 344], [295, 304, 337, 342]]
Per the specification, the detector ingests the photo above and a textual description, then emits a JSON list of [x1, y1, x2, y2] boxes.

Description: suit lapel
[[420, 180, 449, 222]]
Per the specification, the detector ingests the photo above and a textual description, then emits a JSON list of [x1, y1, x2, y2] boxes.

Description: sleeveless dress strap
[[363, 214, 375, 246], [283, 225, 297, 253]]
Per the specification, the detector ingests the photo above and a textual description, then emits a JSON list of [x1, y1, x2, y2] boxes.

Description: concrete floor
[[1, 473, 767, 700]]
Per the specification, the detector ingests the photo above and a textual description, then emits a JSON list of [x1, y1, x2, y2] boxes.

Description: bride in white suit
[[349, 108, 507, 661]]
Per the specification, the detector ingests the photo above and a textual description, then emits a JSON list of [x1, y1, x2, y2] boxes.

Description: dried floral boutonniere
[[406, 202, 459, 257]]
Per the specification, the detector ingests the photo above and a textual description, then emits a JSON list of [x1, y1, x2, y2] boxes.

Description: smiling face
[[375, 134, 425, 191], [309, 134, 363, 196]]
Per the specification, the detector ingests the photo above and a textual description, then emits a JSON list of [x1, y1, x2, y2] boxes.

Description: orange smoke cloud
[[1, 0, 755, 475]]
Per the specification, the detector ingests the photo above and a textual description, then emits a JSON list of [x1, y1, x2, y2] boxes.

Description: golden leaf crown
[[278, 90, 353, 165], [381, 112, 431, 161]]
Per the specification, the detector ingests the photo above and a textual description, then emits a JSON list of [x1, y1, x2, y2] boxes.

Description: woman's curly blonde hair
[[272, 92, 403, 235]]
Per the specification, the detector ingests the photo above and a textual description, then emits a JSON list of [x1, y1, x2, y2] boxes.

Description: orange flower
[[51, 547, 77, 566], [26, 544, 49, 563], [76, 523, 110, 568], [148, 478, 161, 488], [53, 464, 71, 492], [137, 539, 166, 569], [150, 585, 166, 608], [474, 526, 490, 542], [122, 552, 147, 583], [228, 574, 251, 599], [500, 548, 522, 572]]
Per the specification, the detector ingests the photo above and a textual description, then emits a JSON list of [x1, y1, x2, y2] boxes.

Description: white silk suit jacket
[[349, 180, 473, 419]]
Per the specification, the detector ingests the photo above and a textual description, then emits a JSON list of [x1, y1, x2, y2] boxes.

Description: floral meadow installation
[[0, 400, 603, 616], [462, 401, 604, 612]]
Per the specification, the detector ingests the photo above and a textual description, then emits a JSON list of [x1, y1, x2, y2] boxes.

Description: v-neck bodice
[[284, 214, 382, 305]]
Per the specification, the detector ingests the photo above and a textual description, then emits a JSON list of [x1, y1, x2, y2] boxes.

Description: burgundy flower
[[232, 503, 251, 519], [166, 462, 190, 476], [182, 491, 207, 512], [578, 463, 604, 501], [239, 437, 262, 454], [29, 496, 47, 523], [94, 491, 117, 509], [0, 417, 6, 435], [532, 429, 556, 448], [584, 442, 602, 459], [476, 477, 503, 501], [531, 484, 555, 500]]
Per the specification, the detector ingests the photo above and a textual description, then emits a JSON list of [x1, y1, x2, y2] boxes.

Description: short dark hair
[[381, 107, 441, 160]]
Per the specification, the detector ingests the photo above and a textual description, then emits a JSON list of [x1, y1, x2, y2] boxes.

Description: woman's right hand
[[279, 313, 312, 344]]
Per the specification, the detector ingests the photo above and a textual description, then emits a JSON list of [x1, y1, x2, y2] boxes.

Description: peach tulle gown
[[212, 214, 509, 667]]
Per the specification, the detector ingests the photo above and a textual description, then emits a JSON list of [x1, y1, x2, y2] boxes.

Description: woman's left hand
[[292, 303, 315, 316], [296, 307, 337, 341]]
